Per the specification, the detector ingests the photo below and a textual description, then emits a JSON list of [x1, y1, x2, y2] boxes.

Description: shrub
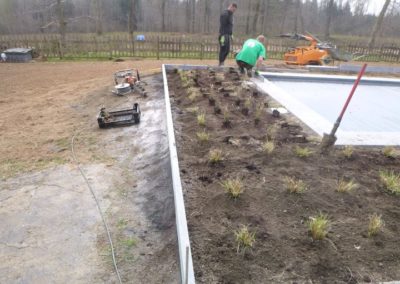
[[294, 146, 313, 158], [221, 178, 243, 198], [262, 140, 275, 154], [308, 213, 329, 240], [196, 131, 209, 143], [342, 146, 354, 159], [197, 112, 206, 127], [383, 146, 396, 159], [188, 88, 199, 101], [285, 177, 307, 194], [336, 179, 359, 193], [223, 109, 232, 128], [235, 225, 256, 253], [368, 213, 384, 237], [186, 107, 199, 114], [254, 105, 263, 125], [242, 98, 251, 115], [208, 149, 223, 164], [379, 170, 400, 195]]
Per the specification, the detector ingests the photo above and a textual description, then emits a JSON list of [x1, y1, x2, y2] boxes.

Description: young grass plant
[[196, 130, 209, 143], [383, 146, 396, 159], [197, 112, 206, 127], [294, 146, 313, 158], [186, 106, 199, 114], [342, 146, 354, 159], [242, 98, 251, 115], [262, 140, 275, 155], [379, 170, 400, 195], [221, 178, 243, 198], [235, 225, 256, 253], [222, 108, 232, 128], [308, 213, 330, 240], [368, 213, 384, 237], [254, 104, 263, 125], [208, 149, 223, 165], [336, 179, 359, 193], [187, 88, 199, 102], [285, 177, 307, 194]]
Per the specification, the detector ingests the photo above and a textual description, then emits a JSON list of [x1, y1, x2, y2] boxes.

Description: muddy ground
[[168, 68, 400, 283], [0, 59, 219, 283]]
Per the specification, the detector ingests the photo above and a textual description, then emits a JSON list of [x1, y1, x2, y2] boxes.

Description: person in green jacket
[[235, 35, 267, 77]]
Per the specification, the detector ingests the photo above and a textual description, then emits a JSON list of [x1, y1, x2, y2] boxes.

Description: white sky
[[367, 0, 385, 15]]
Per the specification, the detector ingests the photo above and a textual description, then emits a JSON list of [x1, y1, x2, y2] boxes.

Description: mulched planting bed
[[167, 67, 400, 283]]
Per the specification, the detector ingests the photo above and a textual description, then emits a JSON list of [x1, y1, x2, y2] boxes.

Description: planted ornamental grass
[[235, 225, 256, 253], [379, 170, 400, 195], [308, 213, 330, 240], [221, 178, 243, 198]]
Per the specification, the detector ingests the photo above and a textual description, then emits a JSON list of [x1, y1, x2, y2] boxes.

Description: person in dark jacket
[[218, 3, 237, 66]]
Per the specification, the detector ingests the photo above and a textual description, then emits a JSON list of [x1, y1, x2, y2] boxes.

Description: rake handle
[[338, 63, 368, 120]]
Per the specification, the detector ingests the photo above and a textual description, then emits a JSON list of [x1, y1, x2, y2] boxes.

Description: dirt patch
[[0, 64, 180, 282], [167, 68, 400, 283]]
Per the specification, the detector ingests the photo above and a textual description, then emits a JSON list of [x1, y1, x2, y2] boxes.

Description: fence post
[[200, 43, 204, 60]]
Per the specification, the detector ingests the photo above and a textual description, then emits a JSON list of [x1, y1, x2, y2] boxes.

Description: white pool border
[[162, 64, 195, 284], [254, 72, 400, 146]]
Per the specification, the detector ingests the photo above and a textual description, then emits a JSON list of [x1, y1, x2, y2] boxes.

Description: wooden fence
[[1, 33, 399, 62]]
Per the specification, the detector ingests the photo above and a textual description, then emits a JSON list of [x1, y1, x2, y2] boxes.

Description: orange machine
[[281, 33, 346, 66]]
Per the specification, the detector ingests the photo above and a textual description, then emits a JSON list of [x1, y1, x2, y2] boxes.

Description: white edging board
[[162, 64, 195, 284]]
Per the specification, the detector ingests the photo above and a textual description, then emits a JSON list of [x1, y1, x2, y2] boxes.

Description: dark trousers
[[218, 35, 231, 64], [236, 60, 253, 73]]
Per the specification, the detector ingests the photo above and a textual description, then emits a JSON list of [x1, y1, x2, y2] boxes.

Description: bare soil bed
[[167, 68, 400, 283]]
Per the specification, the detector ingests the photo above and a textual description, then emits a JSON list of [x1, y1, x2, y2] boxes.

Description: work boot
[[218, 62, 224, 67], [239, 66, 245, 74], [247, 69, 253, 78]]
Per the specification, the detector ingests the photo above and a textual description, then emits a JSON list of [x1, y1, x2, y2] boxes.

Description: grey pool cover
[[255, 73, 400, 145]]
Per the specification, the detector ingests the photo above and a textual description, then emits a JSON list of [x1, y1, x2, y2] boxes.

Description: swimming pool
[[255, 73, 400, 145]]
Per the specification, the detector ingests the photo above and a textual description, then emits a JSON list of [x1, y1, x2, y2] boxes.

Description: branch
[[41, 20, 58, 30]]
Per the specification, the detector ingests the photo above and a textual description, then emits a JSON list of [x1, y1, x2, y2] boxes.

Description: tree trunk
[[161, 0, 167, 32], [204, 0, 210, 33], [56, 0, 66, 58], [94, 0, 103, 35], [261, 0, 270, 35], [324, 0, 334, 39], [279, 0, 290, 35], [294, 0, 300, 33], [190, 0, 195, 33], [245, 0, 252, 35], [368, 0, 391, 48], [252, 0, 261, 34], [128, 0, 137, 42], [185, 0, 190, 33]]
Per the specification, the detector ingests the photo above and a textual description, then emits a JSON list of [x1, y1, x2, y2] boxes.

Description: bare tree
[[252, 0, 261, 34], [245, 0, 252, 35], [279, 0, 291, 34], [56, 0, 66, 58], [324, 0, 335, 38], [204, 0, 210, 33], [368, 0, 391, 48], [185, 0, 190, 33], [93, 0, 103, 35], [161, 0, 167, 32]]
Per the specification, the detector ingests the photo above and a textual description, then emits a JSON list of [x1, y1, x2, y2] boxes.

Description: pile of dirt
[[168, 68, 400, 283]]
